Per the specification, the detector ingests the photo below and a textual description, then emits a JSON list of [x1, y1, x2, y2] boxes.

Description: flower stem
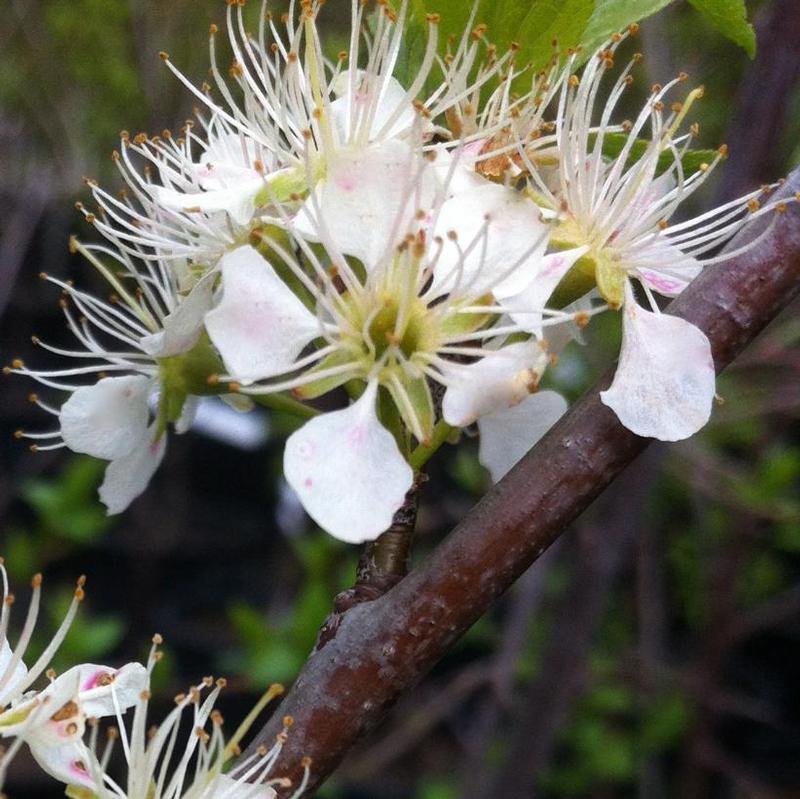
[[409, 420, 456, 470]]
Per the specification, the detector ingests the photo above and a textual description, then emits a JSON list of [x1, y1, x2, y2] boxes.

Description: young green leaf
[[483, 0, 594, 71], [686, 0, 756, 57], [597, 132, 719, 176], [581, 0, 675, 52], [398, 0, 594, 86]]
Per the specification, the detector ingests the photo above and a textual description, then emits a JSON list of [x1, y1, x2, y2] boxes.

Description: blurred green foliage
[[43, 589, 126, 674], [224, 533, 357, 684], [22, 456, 109, 544], [5, 456, 124, 674]]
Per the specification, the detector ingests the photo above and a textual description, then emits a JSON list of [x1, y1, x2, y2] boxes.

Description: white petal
[[478, 390, 568, 482], [197, 130, 268, 186], [498, 245, 590, 335], [284, 382, 413, 543], [600, 285, 715, 441], [141, 273, 216, 357], [430, 143, 488, 196], [442, 340, 550, 426], [0, 639, 29, 706], [635, 240, 702, 297], [4, 668, 84, 745], [205, 245, 319, 384], [431, 182, 551, 298], [543, 292, 597, 354], [78, 662, 148, 717], [60, 376, 151, 461], [331, 72, 417, 142], [154, 176, 264, 226], [99, 425, 166, 514], [29, 740, 95, 789], [293, 139, 435, 266]]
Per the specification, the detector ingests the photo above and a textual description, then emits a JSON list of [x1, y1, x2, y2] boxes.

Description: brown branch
[[248, 170, 800, 796], [315, 481, 420, 650]]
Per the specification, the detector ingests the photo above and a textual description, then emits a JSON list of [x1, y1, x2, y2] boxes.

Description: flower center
[[365, 296, 429, 361]]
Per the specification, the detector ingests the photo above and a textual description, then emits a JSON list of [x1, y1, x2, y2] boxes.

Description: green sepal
[[595, 252, 626, 308], [439, 294, 494, 338], [292, 350, 361, 401], [159, 331, 225, 398], [385, 371, 435, 445], [66, 787, 99, 799], [377, 383, 407, 455], [156, 332, 226, 436], [0, 704, 34, 727], [254, 165, 309, 207], [549, 254, 597, 309]]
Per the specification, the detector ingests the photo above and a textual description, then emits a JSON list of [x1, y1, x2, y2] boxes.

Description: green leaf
[[483, 0, 595, 72], [641, 692, 693, 752], [581, 0, 676, 52], [597, 132, 720, 176], [418, 781, 457, 799], [686, 0, 756, 57], [400, 0, 594, 86]]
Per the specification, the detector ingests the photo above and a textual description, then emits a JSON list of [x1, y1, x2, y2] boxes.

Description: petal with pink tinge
[[205, 245, 319, 384], [430, 182, 551, 299], [600, 283, 715, 441], [293, 139, 436, 267], [442, 340, 550, 427], [284, 382, 413, 543], [59, 376, 151, 461], [498, 246, 590, 336]]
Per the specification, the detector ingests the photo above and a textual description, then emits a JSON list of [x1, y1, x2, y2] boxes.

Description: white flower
[[507, 34, 791, 441], [47, 639, 309, 799], [0, 565, 85, 790], [130, 0, 526, 264], [292, 137, 439, 267], [204, 169, 578, 542], [153, 123, 276, 227], [441, 339, 551, 428], [428, 181, 552, 298], [0, 662, 148, 788], [8, 240, 218, 513], [205, 245, 321, 386], [599, 283, 715, 440]]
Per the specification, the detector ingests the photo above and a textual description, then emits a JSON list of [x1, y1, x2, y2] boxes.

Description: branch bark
[[248, 170, 800, 796]]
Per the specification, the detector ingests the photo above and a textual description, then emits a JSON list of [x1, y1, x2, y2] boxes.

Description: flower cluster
[[0, 563, 308, 799], [8, 1, 791, 542]]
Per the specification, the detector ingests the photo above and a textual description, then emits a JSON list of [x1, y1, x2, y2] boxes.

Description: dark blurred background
[[1, 1, 800, 797]]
